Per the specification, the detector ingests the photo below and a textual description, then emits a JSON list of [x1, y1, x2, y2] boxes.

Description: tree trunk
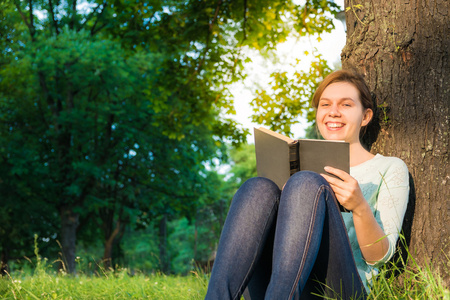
[[0, 248, 9, 275], [103, 219, 126, 270], [159, 214, 169, 273], [60, 205, 79, 274], [103, 221, 121, 270], [342, 0, 449, 284], [111, 233, 125, 268]]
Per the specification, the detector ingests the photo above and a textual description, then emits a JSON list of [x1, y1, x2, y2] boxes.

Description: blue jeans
[[205, 171, 367, 300]]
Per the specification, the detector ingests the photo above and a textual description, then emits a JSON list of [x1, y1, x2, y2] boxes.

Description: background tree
[[227, 143, 258, 188], [341, 0, 449, 283], [0, 0, 241, 273], [250, 54, 333, 136], [130, 144, 257, 274], [0, 0, 342, 274]]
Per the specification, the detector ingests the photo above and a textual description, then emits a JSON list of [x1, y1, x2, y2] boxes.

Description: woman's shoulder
[[372, 154, 409, 170], [370, 155, 410, 187], [351, 154, 409, 180]]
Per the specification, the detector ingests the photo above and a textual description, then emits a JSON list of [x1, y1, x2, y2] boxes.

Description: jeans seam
[[324, 186, 367, 293], [288, 184, 325, 299], [232, 194, 279, 300]]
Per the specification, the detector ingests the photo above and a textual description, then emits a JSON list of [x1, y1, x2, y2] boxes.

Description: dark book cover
[[254, 127, 350, 212]]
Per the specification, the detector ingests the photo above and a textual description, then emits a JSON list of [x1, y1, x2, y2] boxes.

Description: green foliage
[[304, 122, 324, 139], [164, 144, 259, 274], [377, 102, 390, 126], [168, 218, 204, 275], [250, 54, 333, 136], [0, 0, 342, 273], [227, 143, 258, 187]]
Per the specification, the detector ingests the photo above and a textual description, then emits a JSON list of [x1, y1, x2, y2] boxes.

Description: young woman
[[205, 70, 410, 300]]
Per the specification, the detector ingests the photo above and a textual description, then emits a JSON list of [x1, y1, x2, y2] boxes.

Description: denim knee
[[285, 171, 328, 191], [234, 177, 281, 207], [242, 176, 280, 191]]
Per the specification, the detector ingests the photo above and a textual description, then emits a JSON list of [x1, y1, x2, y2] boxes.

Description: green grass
[[1, 235, 448, 299], [367, 254, 450, 299], [1, 269, 209, 299], [1, 234, 210, 299], [2, 261, 448, 300]]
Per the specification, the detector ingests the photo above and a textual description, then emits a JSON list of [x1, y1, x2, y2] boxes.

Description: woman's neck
[[349, 142, 375, 167]]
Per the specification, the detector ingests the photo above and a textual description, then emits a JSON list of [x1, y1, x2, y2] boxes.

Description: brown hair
[[312, 69, 373, 113], [312, 69, 375, 141]]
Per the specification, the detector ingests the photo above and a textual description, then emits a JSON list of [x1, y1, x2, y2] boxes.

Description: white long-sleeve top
[[346, 154, 410, 292]]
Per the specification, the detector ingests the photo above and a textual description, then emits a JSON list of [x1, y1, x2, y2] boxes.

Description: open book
[[254, 127, 350, 212]]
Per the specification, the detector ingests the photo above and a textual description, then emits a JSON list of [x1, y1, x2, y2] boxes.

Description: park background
[[0, 0, 448, 298]]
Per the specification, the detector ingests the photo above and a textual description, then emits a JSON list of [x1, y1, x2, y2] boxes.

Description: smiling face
[[316, 81, 373, 145]]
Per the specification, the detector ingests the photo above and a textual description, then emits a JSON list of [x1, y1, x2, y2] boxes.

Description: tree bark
[[60, 205, 79, 274], [159, 214, 170, 273], [0, 248, 9, 275], [111, 232, 125, 268], [342, 0, 449, 283], [102, 220, 125, 270], [103, 222, 119, 270]]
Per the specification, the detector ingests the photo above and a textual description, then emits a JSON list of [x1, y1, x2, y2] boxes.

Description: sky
[[228, 8, 346, 142]]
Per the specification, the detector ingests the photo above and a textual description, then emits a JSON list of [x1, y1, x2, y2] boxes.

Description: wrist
[[352, 200, 371, 218]]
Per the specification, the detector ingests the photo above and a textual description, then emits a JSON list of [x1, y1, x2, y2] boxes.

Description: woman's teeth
[[327, 123, 344, 128]]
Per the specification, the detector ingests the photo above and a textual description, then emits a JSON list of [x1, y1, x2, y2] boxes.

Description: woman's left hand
[[320, 166, 368, 214]]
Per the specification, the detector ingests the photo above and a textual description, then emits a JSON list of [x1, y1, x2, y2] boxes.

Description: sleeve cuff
[[365, 236, 396, 268]]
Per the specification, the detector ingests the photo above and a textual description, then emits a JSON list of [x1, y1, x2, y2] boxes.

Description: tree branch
[[209, 0, 222, 32], [90, 1, 107, 36], [242, 0, 247, 42], [48, 0, 59, 35], [29, 0, 34, 32], [91, 23, 107, 36], [79, 1, 104, 31], [105, 221, 121, 248], [183, 0, 223, 87], [13, 0, 35, 40], [69, 0, 77, 30], [37, 71, 58, 119]]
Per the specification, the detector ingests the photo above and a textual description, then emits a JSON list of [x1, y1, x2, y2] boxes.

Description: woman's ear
[[361, 109, 373, 127]]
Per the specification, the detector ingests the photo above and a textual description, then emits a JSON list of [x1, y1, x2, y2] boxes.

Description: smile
[[326, 122, 345, 128]]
